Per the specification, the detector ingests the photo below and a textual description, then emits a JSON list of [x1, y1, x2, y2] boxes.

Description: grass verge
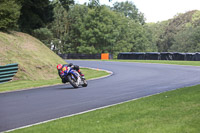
[[0, 68, 110, 93], [9, 84, 200, 133], [107, 59, 200, 66], [0, 31, 67, 81], [88, 59, 200, 66]]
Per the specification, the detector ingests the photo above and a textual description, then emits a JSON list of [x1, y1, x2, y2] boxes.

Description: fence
[[0, 63, 18, 84], [118, 52, 200, 61], [58, 54, 101, 59], [58, 53, 113, 59]]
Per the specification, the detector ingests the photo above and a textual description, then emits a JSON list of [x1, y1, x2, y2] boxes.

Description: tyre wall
[[117, 52, 200, 61]]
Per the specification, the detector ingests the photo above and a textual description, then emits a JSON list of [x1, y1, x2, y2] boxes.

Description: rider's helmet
[[68, 63, 73, 66], [57, 64, 63, 70]]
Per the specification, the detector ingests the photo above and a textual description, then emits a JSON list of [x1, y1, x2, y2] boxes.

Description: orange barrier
[[101, 53, 109, 60]]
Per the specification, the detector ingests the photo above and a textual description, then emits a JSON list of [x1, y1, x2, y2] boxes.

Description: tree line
[[146, 10, 200, 53], [1, 0, 200, 57]]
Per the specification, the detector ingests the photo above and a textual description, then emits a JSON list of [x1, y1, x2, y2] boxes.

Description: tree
[[48, 0, 70, 53], [35, 1, 152, 55], [66, 5, 123, 54], [156, 10, 197, 52], [18, 0, 54, 33], [88, 0, 100, 8], [59, 0, 74, 11], [112, 1, 145, 25], [0, 0, 21, 31], [65, 4, 90, 53], [32, 28, 53, 47], [65, 4, 149, 55], [170, 26, 200, 52]]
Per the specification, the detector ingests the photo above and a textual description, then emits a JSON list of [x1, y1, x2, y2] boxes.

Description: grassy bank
[[0, 68, 110, 93], [0, 31, 66, 81], [9, 84, 200, 133]]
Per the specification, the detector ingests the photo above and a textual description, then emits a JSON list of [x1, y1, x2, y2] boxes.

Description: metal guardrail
[[0, 63, 18, 84]]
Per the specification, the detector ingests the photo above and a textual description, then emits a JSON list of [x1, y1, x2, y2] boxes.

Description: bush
[[33, 28, 53, 45]]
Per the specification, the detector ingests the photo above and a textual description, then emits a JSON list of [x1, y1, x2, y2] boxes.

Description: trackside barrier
[[0, 63, 18, 84], [58, 53, 113, 59], [58, 54, 101, 59], [118, 52, 200, 61]]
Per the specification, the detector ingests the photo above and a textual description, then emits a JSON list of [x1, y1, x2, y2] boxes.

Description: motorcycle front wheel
[[67, 75, 79, 88]]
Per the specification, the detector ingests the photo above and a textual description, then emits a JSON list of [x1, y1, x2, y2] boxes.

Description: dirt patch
[[13, 76, 20, 81], [36, 66, 42, 69], [18, 65, 26, 72]]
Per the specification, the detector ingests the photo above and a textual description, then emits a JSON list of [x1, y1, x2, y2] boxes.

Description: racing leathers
[[58, 63, 84, 83]]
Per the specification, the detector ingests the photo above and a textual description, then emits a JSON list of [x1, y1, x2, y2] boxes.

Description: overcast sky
[[75, 0, 200, 22]]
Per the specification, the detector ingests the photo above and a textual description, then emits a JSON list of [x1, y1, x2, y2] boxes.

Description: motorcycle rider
[[57, 63, 85, 83]]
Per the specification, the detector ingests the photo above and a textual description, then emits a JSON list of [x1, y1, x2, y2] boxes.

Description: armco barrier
[[0, 63, 18, 84]]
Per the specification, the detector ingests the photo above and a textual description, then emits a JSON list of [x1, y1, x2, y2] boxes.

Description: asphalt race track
[[0, 60, 200, 132]]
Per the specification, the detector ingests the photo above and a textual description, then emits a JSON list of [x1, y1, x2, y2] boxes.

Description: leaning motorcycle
[[63, 67, 87, 88]]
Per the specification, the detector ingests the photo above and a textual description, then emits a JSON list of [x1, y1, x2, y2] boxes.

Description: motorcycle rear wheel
[[82, 79, 88, 87]]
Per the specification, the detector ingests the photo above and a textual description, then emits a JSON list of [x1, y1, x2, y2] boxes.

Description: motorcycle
[[63, 67, 88, 88]]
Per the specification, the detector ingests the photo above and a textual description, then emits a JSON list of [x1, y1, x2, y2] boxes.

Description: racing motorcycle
[[64, 67, 88, 88]]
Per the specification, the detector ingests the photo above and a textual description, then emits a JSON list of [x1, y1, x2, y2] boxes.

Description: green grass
[[0, 68, 110, 93], [95, 59, 200, 66], [9, 84, 200, 133], [70, 59, 200, 66]]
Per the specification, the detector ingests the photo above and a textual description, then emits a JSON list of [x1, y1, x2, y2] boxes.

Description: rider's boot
[[81, 74, 85, 79], [62, 78, 67, 83], [78, 70, 85, 79]]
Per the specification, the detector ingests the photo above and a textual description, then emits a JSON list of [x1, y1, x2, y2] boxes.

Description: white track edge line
[[5, 91, 163, 133]]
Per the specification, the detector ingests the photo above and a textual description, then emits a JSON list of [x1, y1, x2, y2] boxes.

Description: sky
[[75, 0, 200, 22]]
